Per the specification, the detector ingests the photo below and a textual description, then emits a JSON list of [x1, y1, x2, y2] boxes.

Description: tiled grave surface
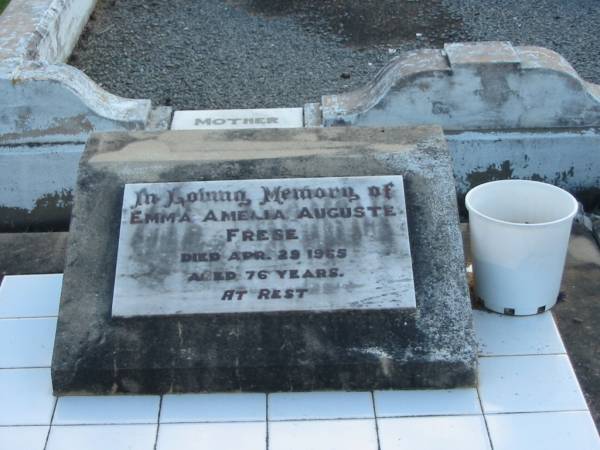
[[160, 393, 266, 423], [1, 274, 599, 450], [378, 415, 491, 450]]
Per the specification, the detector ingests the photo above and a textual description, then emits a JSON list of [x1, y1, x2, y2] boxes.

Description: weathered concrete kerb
[[321, 41, 600, 129], [318, 42, 600, 212], [0, 0, 171, 231], [2, 33, 600, 230]]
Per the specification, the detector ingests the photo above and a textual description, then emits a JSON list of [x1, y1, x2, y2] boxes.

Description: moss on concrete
[[0, 0, 10, 14]]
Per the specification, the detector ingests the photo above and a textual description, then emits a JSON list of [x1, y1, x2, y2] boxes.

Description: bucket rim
[[465, 179, 578, 228]]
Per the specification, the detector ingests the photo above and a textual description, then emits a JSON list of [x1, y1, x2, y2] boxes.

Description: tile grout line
[[475, 385, 495, 450], [0, 314, 58, 321], [370, 413, 488, 420], [370, 391, 382, 450], [478, 352, 568, 359], [159, 415, 481, 424], [484, 409, 591, 416], [158, 419, 267, 425], [153, 395, 163, 450], [76, 409, 592, 428], [35, 422, 165, 427], [0, 315, 59, 320], [265, 394, 270, 450], [43, 396, 59, 450], [0, 366, 53, 370]]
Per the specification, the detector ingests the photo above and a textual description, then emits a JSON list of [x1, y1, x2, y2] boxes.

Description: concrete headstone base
[[51, 126, 477, 394]]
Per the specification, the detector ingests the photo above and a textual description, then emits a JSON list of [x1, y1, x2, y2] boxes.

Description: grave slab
[[51, 126, 476, 394]]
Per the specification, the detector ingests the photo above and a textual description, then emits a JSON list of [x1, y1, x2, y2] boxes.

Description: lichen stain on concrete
[[476, 67, 513, 106], [1, 113, 94, 142], [531, 173, 546, 182], [465, 160, 514, 189], [0, 189, 73, 232], [556, 166, 576, 184], [530, 167, 576, 185], [10, 77, 24, 87], [460, 164, 597, 215], [15, 107, 33, 130]]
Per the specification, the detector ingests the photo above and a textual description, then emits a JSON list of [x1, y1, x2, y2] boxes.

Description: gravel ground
[[71, 0, 600, 111], [444, 0, 600, 84], [70, 0, 394, 110]]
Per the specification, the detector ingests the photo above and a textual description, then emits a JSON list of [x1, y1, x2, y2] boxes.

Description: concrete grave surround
[[446, 128, 600, 215], [2, 35, 600, 230], [52, 126, 477, 394], [0, 0, 171, 231], [0, 0, 171, 145], [171, 108, 304, 130], [316, 42, 600, 212], [320, 41, 600, 130]]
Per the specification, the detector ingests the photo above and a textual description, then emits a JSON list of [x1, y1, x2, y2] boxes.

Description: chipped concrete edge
[[0, 0, 95, 63], [322, 48, 451, 125], [0, 0, 171, 145], [303, 102, 322, 127], [321, 41, 600, 129]]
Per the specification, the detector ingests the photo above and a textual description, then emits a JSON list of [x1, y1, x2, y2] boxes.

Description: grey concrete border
[[0, 0, 172, 230], [312, 42, 600, 213], [447, 128, 600, 214], [0, 0, 171, 145], [0, 0, 95, 64], [320, 42, 600, 130]]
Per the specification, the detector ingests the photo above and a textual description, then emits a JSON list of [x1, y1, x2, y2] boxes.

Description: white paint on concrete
[[321, 42, 600, 130], [0, 0, 166, 146], [0, 64, 152, 145], [0, 0, 96, 64], [171, 108, 304, 130]]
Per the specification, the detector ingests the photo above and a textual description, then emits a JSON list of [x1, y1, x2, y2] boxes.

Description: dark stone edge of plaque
[[53, 359, 476, 395], [112, 307, 418, 320], [52, 126, 477, 394]]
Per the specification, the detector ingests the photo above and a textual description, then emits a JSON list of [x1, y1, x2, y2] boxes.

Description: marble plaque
[[112, 176, 416, 317], [171, 108, 303, 130]]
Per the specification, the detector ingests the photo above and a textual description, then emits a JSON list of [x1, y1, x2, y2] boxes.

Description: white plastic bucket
[[465, 180, 578, 315]]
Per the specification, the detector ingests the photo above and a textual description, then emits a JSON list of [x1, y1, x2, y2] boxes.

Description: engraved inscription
[[111, 176, 416, 317], [194, 117, 279, 126], [170, 108, 303, 130]]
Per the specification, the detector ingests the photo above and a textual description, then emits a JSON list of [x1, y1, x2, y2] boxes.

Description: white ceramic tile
[[0, 318, 56, 367], [157, 421, 266, 450], [478, 355, 588, 413], [472, 309, 565, 356], [486, 411, 600, 450], [0, 368, 56, 425], [378, 416, 491, 450], [268, 391, 374, 420], [54, 395, 160, 425], [160, 393, 266, 423], [269, 419, 378, 450], [171, 108, 303, 130], [0, 425, 49, 450], [0, 274, 62, 318], [46, 424, 157, 450], [374, 388, 481, 417]]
